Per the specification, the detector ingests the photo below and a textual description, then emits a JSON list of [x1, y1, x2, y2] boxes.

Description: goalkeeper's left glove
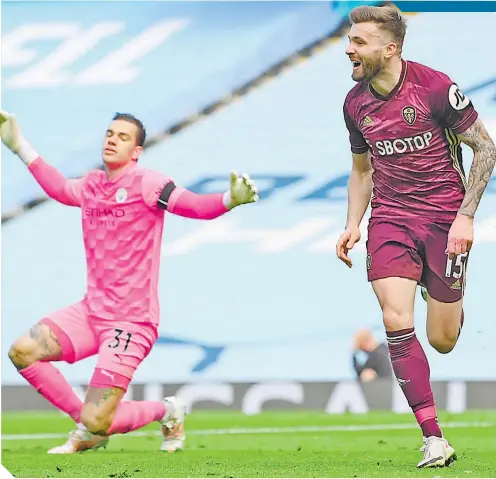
[[223, 171, 259, 210]]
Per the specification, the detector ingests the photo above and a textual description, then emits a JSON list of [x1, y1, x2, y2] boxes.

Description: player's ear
[[384, 42, 397, 60], [132, 145, 143, 161]]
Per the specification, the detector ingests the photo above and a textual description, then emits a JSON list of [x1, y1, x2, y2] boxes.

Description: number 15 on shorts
[[445, 252, 468, 279]]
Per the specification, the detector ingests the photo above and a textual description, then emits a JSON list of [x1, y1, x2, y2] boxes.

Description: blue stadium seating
[[2, 6, 495, 385], [2, 1, 344, 213]]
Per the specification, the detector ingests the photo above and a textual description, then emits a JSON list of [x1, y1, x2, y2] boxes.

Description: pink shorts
[[40, 301, 158, 391]]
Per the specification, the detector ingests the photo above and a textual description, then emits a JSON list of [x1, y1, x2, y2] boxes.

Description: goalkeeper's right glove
[[0, 110, 39, 165]]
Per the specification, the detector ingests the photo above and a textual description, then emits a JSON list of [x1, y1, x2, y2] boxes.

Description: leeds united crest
[[402, 106, 416, 126]]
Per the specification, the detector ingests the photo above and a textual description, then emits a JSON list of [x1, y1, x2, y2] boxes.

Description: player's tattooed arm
[[457, 119, 496, 218]]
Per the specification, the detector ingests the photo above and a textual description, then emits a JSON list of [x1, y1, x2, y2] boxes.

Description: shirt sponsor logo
[[374, 132, 433, 156], [85, 208, 125, 218]]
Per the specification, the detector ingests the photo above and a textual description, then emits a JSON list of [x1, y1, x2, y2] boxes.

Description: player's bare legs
[[371, 277, 456, 468], [9, 323, 63, 367], [426, 297, 464, 354], [8, 323, 84, 423], [421, 235, 468, 353], [372, 277, 416, 331], [81, 387, 126, 435]]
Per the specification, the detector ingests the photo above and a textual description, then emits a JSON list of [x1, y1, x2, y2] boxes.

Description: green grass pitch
[[2, 410, 495, 477]]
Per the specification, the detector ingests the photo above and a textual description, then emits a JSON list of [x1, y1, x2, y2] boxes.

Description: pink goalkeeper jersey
[[80, 163, 167, 324], [28, 159, 228, 326]]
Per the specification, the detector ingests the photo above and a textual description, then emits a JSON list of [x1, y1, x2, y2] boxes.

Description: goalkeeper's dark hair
[[112, 113, 146, 147]]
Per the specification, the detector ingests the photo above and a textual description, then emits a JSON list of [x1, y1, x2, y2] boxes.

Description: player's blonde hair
[[349, 5, 407, 53]]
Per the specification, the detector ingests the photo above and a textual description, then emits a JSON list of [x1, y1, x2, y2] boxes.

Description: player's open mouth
[[352, 61, 361, 69]]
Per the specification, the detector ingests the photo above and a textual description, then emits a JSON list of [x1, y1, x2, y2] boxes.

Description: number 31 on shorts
[[445, 252, 468, 279], [108, 328, 133, 352]]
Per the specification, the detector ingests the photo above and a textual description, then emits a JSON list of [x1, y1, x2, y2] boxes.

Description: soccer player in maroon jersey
[[335, 5, 496, 468]]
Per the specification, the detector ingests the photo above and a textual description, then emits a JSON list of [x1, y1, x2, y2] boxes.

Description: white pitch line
[[2, 421, 494, 441]]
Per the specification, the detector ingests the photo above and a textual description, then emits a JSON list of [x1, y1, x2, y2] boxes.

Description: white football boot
[[417, 436, 457, 468], [47, 423, 109, 454], [160, 396, 186, 452]]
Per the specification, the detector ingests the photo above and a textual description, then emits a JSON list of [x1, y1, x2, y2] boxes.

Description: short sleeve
[[343, 103, 369, 154], [429, 75, 478, 134], [141, 170, 174, 209]]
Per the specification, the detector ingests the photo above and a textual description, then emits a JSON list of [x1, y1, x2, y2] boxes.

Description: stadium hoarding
[[2, 381, 495, 413]]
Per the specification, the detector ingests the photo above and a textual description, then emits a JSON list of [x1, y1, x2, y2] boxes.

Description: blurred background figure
[[352, 328, 392, 382]]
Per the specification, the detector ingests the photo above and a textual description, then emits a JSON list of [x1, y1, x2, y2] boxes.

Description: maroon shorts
[[366, 217, 468, 303]]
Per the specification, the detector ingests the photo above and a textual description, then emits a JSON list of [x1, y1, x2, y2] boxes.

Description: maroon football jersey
[[343, 59, 478, 221]]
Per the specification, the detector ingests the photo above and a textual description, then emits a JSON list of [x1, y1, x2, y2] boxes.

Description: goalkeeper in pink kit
[[1, 111, 259, 454]]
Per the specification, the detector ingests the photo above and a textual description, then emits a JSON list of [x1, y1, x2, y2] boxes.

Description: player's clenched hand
[[336, 225, 361, 268], [446, 214, 474, 258], [0, 110, 22, 153], [225, 171, 259, 209]]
